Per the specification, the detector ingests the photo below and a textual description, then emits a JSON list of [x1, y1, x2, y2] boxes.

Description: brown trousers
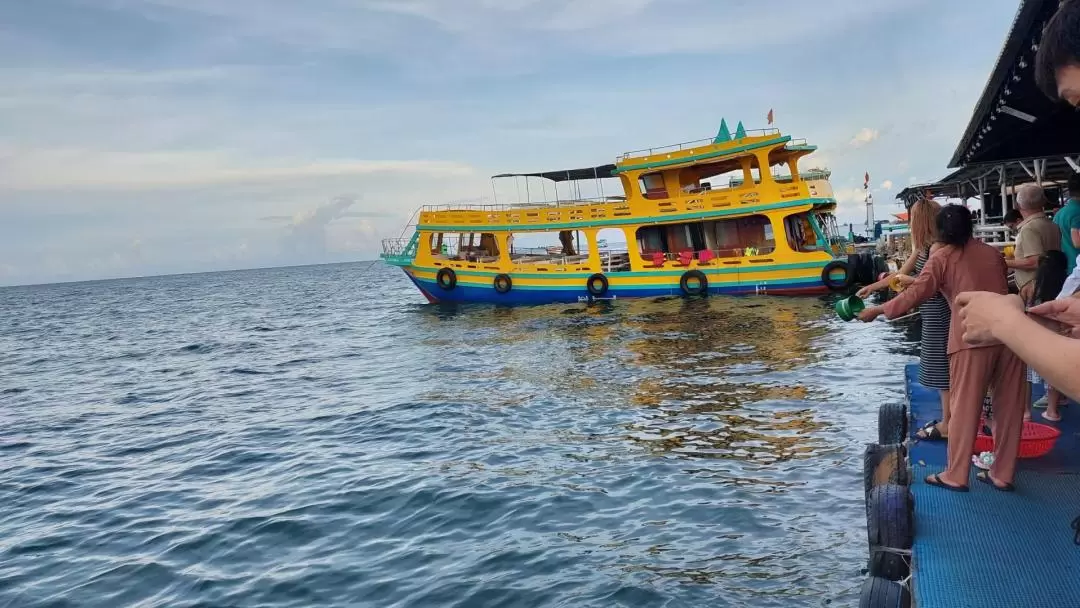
[[947, 345, 1027, 484]]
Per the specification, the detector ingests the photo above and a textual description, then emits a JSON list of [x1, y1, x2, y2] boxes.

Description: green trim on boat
[[615, 136, 791, 173]]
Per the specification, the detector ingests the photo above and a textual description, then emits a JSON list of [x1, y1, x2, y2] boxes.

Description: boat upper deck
[[418, 126, 833, 232]]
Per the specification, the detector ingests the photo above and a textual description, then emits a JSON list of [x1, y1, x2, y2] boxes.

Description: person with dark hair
[[1003, 208, 1023, 233], [1025, 249, 1070, 423], [860, 204, 1025, 492], [1035, 0, 1080, 107], [857, 199, 951, 440]]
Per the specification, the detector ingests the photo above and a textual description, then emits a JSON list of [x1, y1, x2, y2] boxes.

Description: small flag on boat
[[767, 109, 774, 125], [864, 172, 870, 189]]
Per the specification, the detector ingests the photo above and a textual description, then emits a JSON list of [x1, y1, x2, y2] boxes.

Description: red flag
[[864, 172, 870, 188], [767, 109, 774, 125]]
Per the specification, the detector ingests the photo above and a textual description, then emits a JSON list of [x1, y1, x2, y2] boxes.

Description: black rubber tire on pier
[[849, 253, 876, 286], [586, 273, 609, 297], [863, 444, 910, 503], [436, 267, 457, 291], [847, 254, 866, 285], [493, 274, 513, 294], [679, 270, 708, 296], [867, 483, 914, 581], [859, 576, 911, 608], [821, 261, 853, 291], [873, 255, 888, 280], [878, 403, 908, 445]]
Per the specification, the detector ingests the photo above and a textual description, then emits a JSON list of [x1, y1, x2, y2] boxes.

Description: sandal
[[1042, 411, 1062, 423], [976, 471, 1015, 492], [915, 420, 945, 441], [925, 473, 968, 492]]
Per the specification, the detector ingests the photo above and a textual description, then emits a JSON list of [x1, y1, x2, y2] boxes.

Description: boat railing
[[617, 128, 783, 161], [599, 248, 631, 272], [421, 196, 625, 213], [381, 237, 413, 257], [975, 224, 1011, 249], [728, 169, 832, 188]]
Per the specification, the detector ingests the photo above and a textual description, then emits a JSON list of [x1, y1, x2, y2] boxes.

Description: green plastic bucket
[[835, 295, 865, 322]]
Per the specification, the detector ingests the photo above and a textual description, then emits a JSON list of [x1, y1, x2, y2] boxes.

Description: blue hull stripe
[[411, 259, 830, 279], [408, 274, 827, 304]]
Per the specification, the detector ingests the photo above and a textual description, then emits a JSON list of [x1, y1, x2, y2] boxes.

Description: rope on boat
[[886, 310, 921, 323]]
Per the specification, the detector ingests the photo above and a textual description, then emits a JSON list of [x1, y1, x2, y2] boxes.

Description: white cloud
[[1, 148, 475, 191], [849, 128, 880, 148], [116, 0, 933, 61], [881, 179, 894, 190]]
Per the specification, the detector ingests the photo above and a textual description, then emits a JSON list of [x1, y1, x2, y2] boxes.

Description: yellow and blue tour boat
[[381, 120, 871, 304]]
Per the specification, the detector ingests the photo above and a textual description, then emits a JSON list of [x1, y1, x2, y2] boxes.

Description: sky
[[0, 0, 1023, 286]]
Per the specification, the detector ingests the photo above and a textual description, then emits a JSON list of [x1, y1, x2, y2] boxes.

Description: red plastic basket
[[973, 420, 1061, 458]]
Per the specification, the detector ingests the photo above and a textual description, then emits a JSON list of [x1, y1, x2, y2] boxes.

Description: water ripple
[[0, 263, 916, 607]]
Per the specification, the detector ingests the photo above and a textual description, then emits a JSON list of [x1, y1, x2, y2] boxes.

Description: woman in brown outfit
[[860, 205, 1026, 491]]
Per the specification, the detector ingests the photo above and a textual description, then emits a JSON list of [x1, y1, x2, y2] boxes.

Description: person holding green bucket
[[861, 205, 1025, 493], [835, 295, 865, 321], [857, 199, 953, 442]]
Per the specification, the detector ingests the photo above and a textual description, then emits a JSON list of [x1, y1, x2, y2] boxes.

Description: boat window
[[784, 213, 823, 252], [431, 232, 501, 262], [767, 149, 798, 183], [509, 230, 589, 264], [705, 215, 776, 257], [638, 173, 668, 199], [595, 228, 631, 272], [678, 155, 761, 192], [635, 217, 775, 262]]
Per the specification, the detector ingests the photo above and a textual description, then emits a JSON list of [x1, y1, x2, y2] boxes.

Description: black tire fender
[[493, 273, 512, 294], [878, 403, 908, 445], [863, 443, 910, 503], [436, 267, 457, 291], [821, 260, 853, 291], [858, 576, 911, 608], [866, 483, 915, 581], [586, 273, 609, 296], [679, 270, 708, 296]]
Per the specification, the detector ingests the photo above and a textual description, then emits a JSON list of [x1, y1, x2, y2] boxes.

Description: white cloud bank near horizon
[[0, 0, 1019, 285]]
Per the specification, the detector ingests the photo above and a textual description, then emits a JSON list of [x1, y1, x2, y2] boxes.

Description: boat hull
[[402, 266, 831, 304]]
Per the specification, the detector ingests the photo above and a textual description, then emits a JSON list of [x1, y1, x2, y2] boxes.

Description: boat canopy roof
[[492, 164, 617, 182]]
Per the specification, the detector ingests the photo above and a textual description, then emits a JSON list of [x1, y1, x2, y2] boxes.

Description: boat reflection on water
[[414, 295, 839, 465], [402, 290, 906, 605], [616, 297, 833, 464]]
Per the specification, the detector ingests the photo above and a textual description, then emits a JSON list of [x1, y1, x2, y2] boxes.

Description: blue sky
[[0, 0, 1020, 285]]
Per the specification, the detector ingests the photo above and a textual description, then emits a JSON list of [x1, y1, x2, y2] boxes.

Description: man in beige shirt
[[1007, 184, 1062, 303]]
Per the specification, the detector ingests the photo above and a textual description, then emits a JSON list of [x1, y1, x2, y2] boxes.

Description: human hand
[[1029, 298, 1080, 338], [956, 291, 1025, 345], [856, 284, 875, 299], [858, 306, 884, 323], [894, 274, 915, 286]]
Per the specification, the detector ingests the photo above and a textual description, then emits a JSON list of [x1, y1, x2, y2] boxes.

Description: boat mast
[[864, 171, 875, 237]]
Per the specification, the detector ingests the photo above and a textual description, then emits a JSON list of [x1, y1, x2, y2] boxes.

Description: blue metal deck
[[905, 362, 1080, 607]]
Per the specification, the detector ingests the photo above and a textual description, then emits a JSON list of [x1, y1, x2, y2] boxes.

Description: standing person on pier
[[859, 205, 1025, 492], [1006, 185, 1066, 422], [858, 199, 951, 440]]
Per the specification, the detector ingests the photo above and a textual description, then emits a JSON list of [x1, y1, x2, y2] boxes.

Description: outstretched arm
[[957, 293, 1080, 402]]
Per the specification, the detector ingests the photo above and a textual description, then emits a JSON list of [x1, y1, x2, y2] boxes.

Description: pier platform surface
[[905, 362, 1080, 607]]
